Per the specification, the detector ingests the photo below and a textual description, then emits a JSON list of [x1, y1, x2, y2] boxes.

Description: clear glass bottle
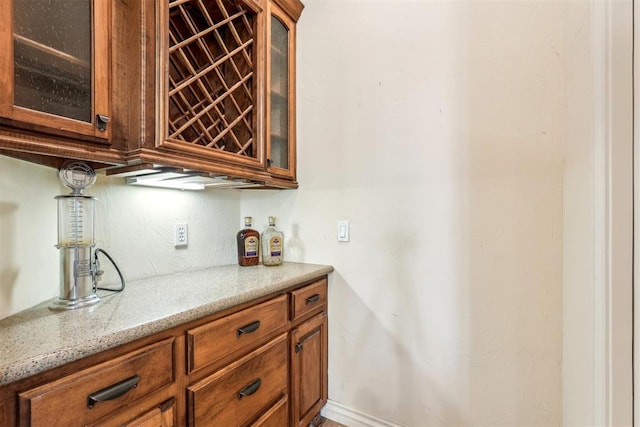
[[262, 216, 284, 266], [236, 217, 259, 266]]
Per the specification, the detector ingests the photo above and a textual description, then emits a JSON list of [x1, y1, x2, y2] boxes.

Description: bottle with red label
[[236, 216, 260, 266]]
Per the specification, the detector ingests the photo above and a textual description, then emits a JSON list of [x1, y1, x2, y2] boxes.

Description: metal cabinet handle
[[237, 320, 261, 337], [87, 375, 139, 409], [305, 294, 321, 305], [96, 114, 110, 131], [295, 342, 303, 353], [238, 378, 262, 400]]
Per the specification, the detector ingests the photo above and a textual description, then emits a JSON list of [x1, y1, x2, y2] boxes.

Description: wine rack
[[167, 0, 258, 159]]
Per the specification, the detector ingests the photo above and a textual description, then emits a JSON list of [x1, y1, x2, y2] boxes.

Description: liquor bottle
[[236, 217, 260, 266], [261, 216, 284, 266]]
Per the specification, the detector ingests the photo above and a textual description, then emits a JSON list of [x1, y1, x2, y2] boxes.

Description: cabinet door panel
[[2, 0, 111, 141], [13, 0, 92, 122], [266, 2, 297, 180], [291, 312, 328, 427]]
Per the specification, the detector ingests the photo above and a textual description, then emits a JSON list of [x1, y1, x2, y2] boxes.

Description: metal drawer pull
[[305, 294, 321, 304], [87, 375, 139, 409], [237, 320, 261, 337], [238, 378, 262, 400], [96, 114, 110, 132]]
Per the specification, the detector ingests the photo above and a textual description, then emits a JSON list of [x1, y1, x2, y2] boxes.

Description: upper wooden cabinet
[[110, 0, 304, 188], [159, 0, 265, 170], [0, 0, 125, 168], [0, 0, 304, 188], [266, 1, 299, 182]]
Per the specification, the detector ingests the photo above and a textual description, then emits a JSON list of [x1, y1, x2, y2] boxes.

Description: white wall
[[2, 1, 631, 426], [242, 1, 565, 425], [0, 156, 240, 317]]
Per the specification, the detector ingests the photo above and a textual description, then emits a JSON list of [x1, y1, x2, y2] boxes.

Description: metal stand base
[[49, 293, 100, 311]]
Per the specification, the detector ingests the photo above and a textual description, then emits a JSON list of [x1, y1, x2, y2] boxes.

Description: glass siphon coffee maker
[[50, 161, 124, 310]]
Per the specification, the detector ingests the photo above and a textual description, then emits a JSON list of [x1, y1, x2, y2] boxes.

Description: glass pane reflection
[[270, 16, 289, 170], [13, 0, 92, 122]]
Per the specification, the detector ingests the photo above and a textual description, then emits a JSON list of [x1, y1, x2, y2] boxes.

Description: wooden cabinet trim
[[271, 0, 305, 21], [0, 0, 12, 118], [92, 0, 112, 140]]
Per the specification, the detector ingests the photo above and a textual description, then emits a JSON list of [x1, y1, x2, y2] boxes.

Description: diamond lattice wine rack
[[166, 0, 260, 163]]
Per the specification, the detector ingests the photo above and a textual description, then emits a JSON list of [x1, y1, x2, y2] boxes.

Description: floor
[[320, 417, 347, 427]]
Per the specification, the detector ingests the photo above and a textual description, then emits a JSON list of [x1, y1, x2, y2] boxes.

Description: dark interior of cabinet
[[12, 0, 92, 123], [168, 0, 257, 159]]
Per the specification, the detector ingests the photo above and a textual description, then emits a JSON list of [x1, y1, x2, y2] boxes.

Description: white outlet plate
[[175, 223, 188, 247]]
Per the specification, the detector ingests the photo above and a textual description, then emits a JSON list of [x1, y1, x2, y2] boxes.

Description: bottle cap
[[244, 216, 252, 226], [269, 216, 276, 226]]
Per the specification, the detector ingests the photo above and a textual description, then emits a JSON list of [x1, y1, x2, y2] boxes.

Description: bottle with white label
[[236, 216, 259, 266], [261, 216, 284, 266]]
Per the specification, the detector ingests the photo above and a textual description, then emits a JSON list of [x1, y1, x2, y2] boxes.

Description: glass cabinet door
[[0, 0, 111, 141], [267, 3, 296, 180]]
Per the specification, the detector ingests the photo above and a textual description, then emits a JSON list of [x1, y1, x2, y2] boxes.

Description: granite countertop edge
[[0, 262, 334, 387]]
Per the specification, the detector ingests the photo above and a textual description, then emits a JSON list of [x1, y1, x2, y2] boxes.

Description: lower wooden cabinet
[[18, 338, 175, 427], [2, 276, 328, 427], [291, 312, 328, 427], [187, 334, 288, 426]]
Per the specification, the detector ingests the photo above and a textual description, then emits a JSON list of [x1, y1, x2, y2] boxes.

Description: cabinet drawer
[[187, 334, 288, 427], [19, 338, 175, 427], [92, 398, 176, 427], [250, 395, 288, 427], [291, 278, 327, 321], [187, 294, 288, 373]]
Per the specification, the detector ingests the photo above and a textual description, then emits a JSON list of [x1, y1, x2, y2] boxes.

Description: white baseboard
[[321, 400, 403, 427]]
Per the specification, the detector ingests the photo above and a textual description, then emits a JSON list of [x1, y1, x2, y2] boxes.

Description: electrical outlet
[[175, 223, 188, 247]]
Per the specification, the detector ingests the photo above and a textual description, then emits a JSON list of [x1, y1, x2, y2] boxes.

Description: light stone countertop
[[0, 262, 333, 386]]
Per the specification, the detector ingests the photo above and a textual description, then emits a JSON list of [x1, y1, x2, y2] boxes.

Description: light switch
[[337, 220, 350, 242]]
